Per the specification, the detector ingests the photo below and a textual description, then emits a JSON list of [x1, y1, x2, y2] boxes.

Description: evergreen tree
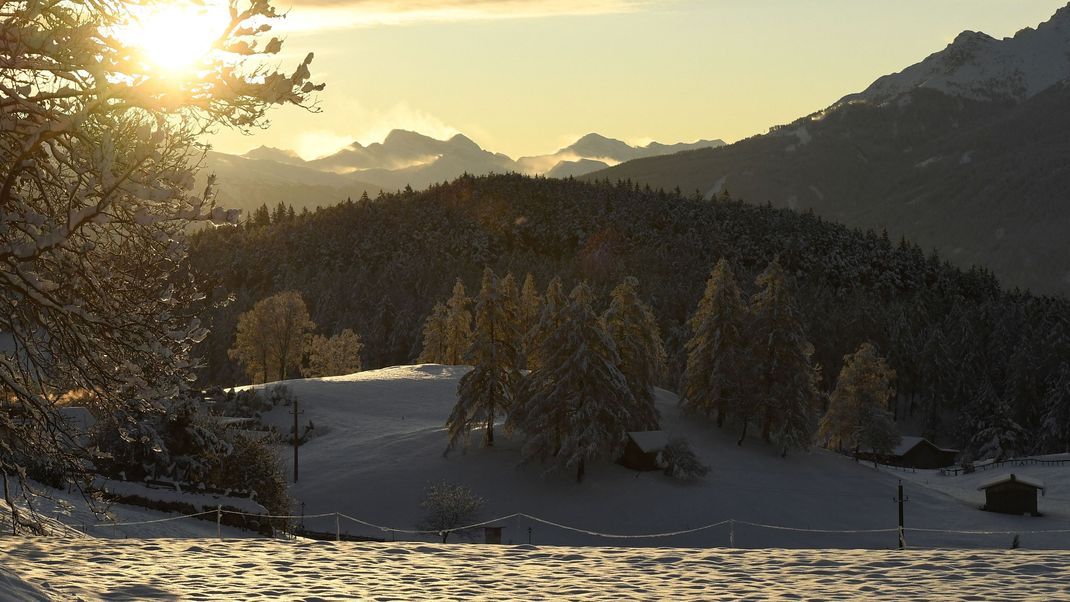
[[499, 272, 525, 368], [526, 277, 567, 372], [749, 259, 819, 456], [603, 277, 664, 430], [969, 381, 1027, 461], [446, 268, 522, 451], [1041, 363, 1070, 452], [819, 343, 900, 459], [518, 273, 543, 366], [512, 283, 634, 481], [417, 302, 449, 364], [442, 280, 473, 365], [682, 259, 749, 428]]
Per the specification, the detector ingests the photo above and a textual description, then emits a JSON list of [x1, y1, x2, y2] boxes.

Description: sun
[[122, 2, 229, 77]]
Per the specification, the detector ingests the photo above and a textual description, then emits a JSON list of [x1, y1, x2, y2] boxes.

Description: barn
[[978, 474, 1045, 516], [866, 436, 959, 469], [620, 431, 668, 471]]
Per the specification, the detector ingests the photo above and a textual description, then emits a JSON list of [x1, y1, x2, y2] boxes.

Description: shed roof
[[892, 435, 959, 457], [627, 431, 669, 454], [978, 473, 1045, 492]]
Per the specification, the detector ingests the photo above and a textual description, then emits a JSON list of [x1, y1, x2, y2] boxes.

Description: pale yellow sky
[[209, 0, 1069, 159]]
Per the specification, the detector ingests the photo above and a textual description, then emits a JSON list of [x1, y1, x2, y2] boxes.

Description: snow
[[240, 365, 1070, 549], [890, 435, 957, 457], [0, 565, 51, 602], [3, 539, 1070, 600], [627, 430, 668, 454], [4, 366, 1070, 597], [846, 7, 1070, 103], [95, 478, 268, 515], [978, 473, 1046, 492]]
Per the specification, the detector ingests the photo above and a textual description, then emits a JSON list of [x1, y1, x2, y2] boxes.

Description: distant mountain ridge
[[203, 131, 722, 218], [585, 4, 1070, 296]]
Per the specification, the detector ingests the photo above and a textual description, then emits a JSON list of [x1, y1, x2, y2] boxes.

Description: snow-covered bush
[[659, 439, 709, 481], [93, 399, 292, 516], [417, 480, 485, 543]]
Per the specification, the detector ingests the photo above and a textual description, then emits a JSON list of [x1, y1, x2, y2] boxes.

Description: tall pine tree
[[526, 276, 567, 372], [682, 259, 749, 428], [518, 273, 543, 367], [603, 277, 664, 431], [446, 268, 522, 451], [749, 259, 819, 456], [511, 283, 634, 481], [442, 279, 473, 365]]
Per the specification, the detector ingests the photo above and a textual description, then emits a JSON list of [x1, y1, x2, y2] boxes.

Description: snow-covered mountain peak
[[842, 4, 1070, 104]]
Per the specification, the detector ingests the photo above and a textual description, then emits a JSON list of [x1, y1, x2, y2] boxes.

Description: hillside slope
[[588, 6, 1070, 295], [251, 366, 1070, 549]]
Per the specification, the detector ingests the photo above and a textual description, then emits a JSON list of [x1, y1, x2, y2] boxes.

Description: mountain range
[[202, 132, 724, 215], [587, 4, 1070, 296]]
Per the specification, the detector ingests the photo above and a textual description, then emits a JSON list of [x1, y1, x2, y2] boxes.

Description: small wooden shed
[[868, 436, 959, 469], [978, 473, 1045, 516], [620, 431, 668, 471]]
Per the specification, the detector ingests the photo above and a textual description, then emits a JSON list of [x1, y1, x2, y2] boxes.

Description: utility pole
[[895, 480, 908, 549], [290, 397, 303, 483]]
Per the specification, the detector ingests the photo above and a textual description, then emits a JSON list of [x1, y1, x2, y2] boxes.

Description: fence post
[[336, 513, 340, 542], [217, 505, 222, 540], [729, 520, 735, 548]]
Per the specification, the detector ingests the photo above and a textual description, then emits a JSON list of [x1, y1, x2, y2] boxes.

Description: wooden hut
[[861, 436, 959, 469], [620, 431, 668, 471], [978, 473, 1045, 516]]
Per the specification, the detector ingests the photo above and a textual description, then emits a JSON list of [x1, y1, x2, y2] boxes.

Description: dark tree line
[[189, 174, 1070, 457]]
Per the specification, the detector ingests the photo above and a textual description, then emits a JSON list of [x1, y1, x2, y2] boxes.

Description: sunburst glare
[[122, 2, 229, 77]]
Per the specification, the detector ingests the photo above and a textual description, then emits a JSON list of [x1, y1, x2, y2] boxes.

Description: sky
[[208, 0, 1069, 159]]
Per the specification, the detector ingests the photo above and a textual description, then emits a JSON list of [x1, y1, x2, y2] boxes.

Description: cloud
[[280, 0, 655, 31]]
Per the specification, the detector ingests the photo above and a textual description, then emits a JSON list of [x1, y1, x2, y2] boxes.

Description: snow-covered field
[[3, 538, 1069, 601], [243, 365, 1070, 549], [4, 364, 1070, 599]]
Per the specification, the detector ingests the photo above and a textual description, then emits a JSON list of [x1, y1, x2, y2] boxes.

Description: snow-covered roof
[[977, 473, 1045, 492], [216, 416, 259, 427], [892, 436, 958, 457], [58, 406, 96, 432], [627, 431, 668, 454]]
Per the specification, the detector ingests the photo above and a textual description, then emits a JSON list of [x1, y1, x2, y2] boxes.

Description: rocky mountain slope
[[588, 5, 1070, 296]]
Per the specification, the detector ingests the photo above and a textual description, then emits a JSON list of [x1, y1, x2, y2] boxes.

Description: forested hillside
[[189, 174, 1070, 455]]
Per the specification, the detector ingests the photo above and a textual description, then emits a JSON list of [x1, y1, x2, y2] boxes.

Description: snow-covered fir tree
[[1042, 363, 1070, 452], [749, 259, 820, 456], [446, 268, 522, 451], [511, 283, 634, 481], [418, 302, 449, 363], [819, 343, 900, 457], [603, 277, 664, 431], [682, 259, 749, 428], [443, 279, 473, 365], [518, 273, 543, 366], [525, 276, 567, 372], [969, 380, 1027, 461], [498, 272, 526, 368]]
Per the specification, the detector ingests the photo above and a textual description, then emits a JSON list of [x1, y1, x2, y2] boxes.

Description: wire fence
[[58, 507, 1070, 549]]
